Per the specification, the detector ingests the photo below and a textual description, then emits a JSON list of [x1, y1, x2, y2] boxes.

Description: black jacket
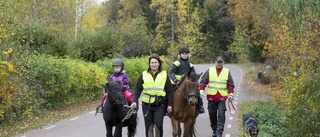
[[169, 58, 196, 81]]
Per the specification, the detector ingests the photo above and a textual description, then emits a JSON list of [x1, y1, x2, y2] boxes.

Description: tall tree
[[174, 0, 206, 62], [117, 0, 156, 57]]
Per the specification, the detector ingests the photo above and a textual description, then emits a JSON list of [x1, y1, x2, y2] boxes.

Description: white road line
[[227, 124, 232, 128], [235, 98, 238, 100], [234, 102, 237, 104], [69, 117, 79, 121], [229, 117, 233, 120], [225, 134, 231, 137], [44, 125, 56, 130]]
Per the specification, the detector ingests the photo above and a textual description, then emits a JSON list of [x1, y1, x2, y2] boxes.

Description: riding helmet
[[178, 46, 190, 54], [113, 59, 124, 70]]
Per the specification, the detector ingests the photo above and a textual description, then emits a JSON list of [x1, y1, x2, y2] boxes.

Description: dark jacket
[[169, 58, 196, 81], [133, 70, 173, 106]]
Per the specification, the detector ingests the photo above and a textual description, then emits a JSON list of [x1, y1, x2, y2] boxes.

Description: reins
[[122, 105, 137, 122]]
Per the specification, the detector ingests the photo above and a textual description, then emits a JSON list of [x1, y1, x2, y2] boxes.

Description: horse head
[[105, 81, 126, 106], [180, 71, 202, 106]]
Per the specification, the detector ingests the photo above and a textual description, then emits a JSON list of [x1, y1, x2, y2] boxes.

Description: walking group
[[96, 46, 235, 137]]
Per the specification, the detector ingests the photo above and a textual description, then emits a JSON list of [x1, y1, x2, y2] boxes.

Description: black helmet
[[113, 59, 124, 68], [178, 46, 190, 54]]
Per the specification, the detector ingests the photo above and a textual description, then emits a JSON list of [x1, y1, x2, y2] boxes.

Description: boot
[[197, 95, 205, 114]]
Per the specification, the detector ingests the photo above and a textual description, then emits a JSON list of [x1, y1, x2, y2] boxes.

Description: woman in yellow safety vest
[[130, 55, 173, 137], [199, 56, 235, 137]]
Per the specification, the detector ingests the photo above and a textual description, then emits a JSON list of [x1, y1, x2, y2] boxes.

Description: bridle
[[105, 89, 126, 108], [177, 79, 200, 101]]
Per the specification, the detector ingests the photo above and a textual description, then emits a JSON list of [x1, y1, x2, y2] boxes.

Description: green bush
[[19, 54, 107, 109], [239, 101, 286, 137], [284, 73, 320, 137]]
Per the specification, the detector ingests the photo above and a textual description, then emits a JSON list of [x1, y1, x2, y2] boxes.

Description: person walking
[[169, 46, 205, 114], [96, 59, 132, 113], [130, 55, 173, 137], [199, 56, 235, 137]]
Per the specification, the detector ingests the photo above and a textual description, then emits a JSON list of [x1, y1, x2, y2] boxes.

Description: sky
[[95, 0, 107, 4]]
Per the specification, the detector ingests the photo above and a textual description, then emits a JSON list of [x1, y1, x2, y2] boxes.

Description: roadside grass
[[1, 100, 99, 137], [236, 63, 285, 137]]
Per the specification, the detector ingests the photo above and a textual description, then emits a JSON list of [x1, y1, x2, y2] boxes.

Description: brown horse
[[168, 71, 203, 137]]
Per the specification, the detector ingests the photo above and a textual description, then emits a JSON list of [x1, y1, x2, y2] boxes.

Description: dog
[[243, 114, 259, 137]]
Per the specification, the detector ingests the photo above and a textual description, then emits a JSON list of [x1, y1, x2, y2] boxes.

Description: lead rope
[[227, 98, 239, 116], [144, 96, 151, 117], [122, 106, 137, 122]]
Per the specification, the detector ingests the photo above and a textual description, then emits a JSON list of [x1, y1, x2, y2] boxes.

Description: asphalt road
[[17, 64, 244, 137]]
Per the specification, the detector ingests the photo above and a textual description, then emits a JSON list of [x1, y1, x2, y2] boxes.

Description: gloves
[[199, 90, 204, 97], [228, 93, 234, 102], [173, 79, 179, 84], [130, 102, 137, 108]]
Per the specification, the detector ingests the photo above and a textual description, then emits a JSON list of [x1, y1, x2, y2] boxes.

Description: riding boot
[[197, 95, 205, 114]]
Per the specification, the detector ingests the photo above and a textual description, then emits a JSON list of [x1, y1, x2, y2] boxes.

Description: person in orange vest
[[199, 56, 235, 137]]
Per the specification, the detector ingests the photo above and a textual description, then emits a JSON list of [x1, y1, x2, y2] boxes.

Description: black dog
[[243, 114, 259, 137]]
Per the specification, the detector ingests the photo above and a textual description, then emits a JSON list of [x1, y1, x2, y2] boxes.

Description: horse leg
[[183, 120, 194, 137], [171, 118, 179, 137], [106, 124, 113, 137], [178, 123, 182, 137], [127, 126, 132, 137], [114, 124, 123, 137]]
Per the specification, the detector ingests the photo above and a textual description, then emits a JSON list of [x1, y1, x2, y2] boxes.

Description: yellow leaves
[[2, 48, 12, 55]]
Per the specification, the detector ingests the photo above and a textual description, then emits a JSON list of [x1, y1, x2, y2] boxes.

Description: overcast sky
[[95, 0, 107, 4]]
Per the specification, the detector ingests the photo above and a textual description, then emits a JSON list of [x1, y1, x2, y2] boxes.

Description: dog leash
[[227, 99, 239, 116]]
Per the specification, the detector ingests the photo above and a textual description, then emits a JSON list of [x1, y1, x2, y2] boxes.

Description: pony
[[168, 71, 203, 137], [103, 81, 138, 137]]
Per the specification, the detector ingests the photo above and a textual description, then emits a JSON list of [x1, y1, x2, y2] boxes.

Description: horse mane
[[188, 70, 197, 82]]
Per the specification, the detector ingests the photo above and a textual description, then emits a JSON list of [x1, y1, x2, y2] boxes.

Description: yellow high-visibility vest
[[141, 71, 167, 104], [207, 67, 229, 96]]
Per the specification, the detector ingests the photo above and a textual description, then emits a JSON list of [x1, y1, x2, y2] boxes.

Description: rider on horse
[[96, 59, 133, 113], [169, 46, 205, 114]]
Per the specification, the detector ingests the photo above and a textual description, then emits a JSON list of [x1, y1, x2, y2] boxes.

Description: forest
[[0, 0, 319, 136]]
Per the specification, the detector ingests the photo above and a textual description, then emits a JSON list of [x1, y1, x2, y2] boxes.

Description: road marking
[[227, 124, 232, 128], [69, 117, 79, 121], [229, 117, 233, 120], [234, 102, 237, 104], [89, 111, 96, 114], [225, 134, 231, 137], [44, 125, 56, 130], [235, 97, 238, 100]]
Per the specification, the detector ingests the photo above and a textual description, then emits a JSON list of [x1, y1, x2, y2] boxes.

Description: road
[[17, 64, 244, 137]]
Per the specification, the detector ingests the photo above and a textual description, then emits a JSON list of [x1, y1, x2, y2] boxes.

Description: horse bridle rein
[[177, 80, 200, 100], [105, 90, 126, 108]]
